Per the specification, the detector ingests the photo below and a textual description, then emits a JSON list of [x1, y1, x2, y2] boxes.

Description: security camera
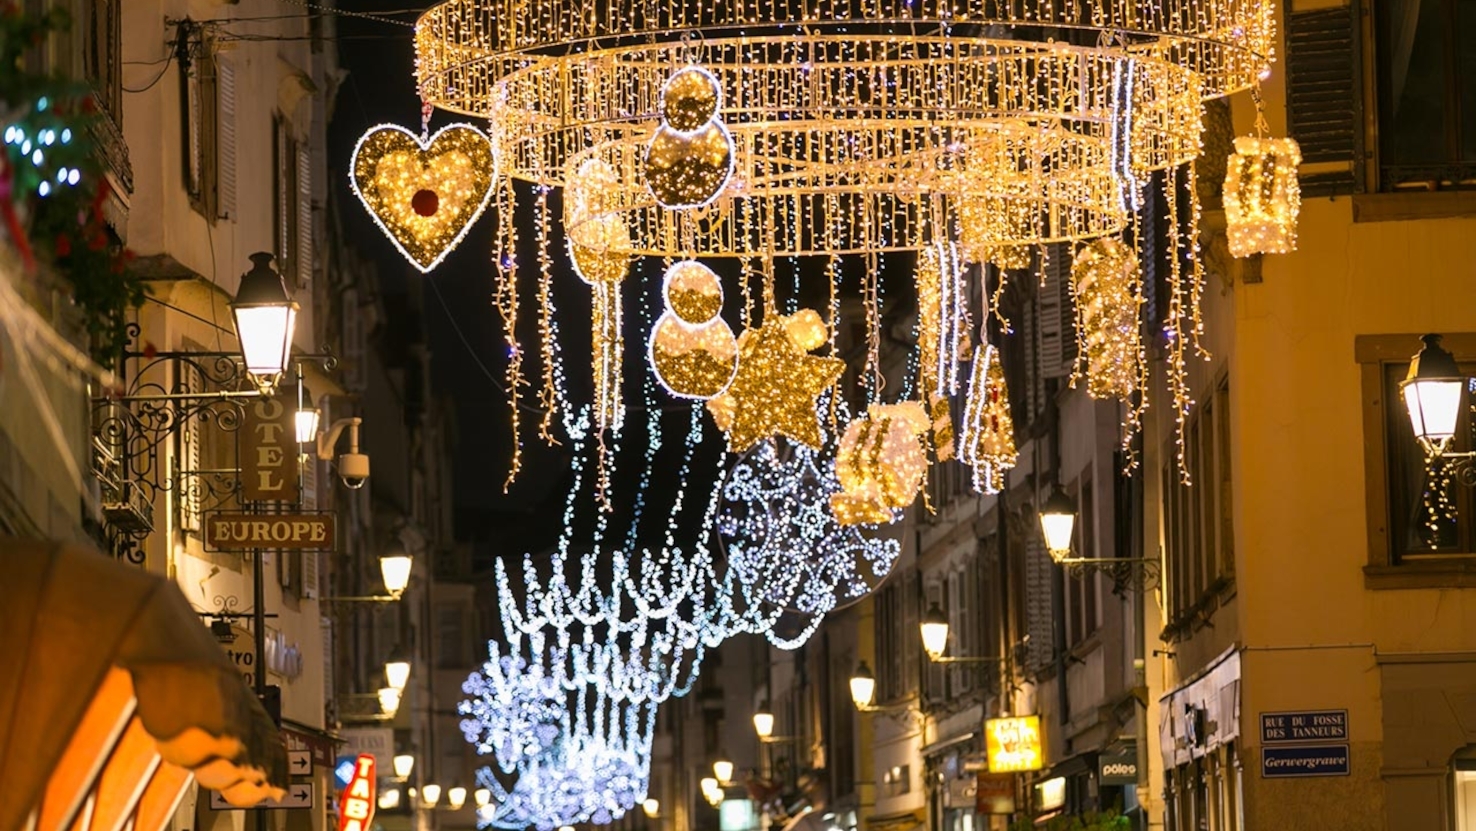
[[317, 417, 371, 489]]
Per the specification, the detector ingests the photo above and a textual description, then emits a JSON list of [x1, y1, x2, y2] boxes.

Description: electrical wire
[[273, 0, 418, 27], [123, 51, 174, 93]]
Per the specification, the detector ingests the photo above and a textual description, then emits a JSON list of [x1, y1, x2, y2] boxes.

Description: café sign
[[985, 716, 1043, 773], [205, 513, 335, 550]]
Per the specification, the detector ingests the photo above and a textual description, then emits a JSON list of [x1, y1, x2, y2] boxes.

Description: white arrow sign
[[287, 750, 312, 776], [210, 784, 313, 810]]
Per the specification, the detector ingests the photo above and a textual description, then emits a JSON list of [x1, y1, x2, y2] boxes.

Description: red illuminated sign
[[338, 754, 377, 831]]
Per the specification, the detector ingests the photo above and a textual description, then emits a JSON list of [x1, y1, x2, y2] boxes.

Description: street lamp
[[1039, 485, 1077, 562], [753, 707, 775, 740], [475, 788, 493, 808], [700, 777, 723, 806], [393, 753, 414, 780], [448, 787, 467, 810], [231, 252, 299, 386], [385, 649, 411, 691], [294, 380, 320, 444], [422, 784, 442, 808], [381, 553, 413, 597], [920, 602, 950, 660], [713, 756, 734, 784], [377, 686, 402, 715], [849, 661, 876, 709], [1402, 334, 1466, 454], [643, 798, 660, 818]]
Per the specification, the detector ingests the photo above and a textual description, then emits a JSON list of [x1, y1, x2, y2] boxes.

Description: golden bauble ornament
[[661, 67, 722, 133], [645, 122, 734, 208], [350, 123, 495, 272], [650, 313, 739, 399], [663, 260, 724, 325]]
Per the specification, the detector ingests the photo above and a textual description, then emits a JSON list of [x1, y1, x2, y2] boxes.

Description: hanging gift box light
[[1224, 135, 1302, 258], [831, 402, 932, 525]]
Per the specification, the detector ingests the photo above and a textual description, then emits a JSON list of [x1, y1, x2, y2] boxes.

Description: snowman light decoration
[[643, 66, 736, 208]]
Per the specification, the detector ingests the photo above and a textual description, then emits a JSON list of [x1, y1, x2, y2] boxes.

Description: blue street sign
[[1261, 744, 1350, 778], [334, 756, 358, 788]]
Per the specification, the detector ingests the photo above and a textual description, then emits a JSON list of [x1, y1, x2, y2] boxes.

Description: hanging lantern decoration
[[959, 345, 1018, 495], [1224, 135, 1302, 258], [567, 157, 633, 434], [831, 402, 932, 526], [1070, 238, 1145, 402], [349, 122, 496, 272], [915, 241, 968, 400]]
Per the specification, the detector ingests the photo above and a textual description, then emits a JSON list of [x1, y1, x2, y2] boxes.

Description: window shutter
[[1286, 6, 1363, 196], [1038, 243, 1071, 379], [301, 552, 319, 599], [321, 617, 334, 704], [1024, 534, 1055, 673], [215, 58, 236, 219], [179, 364, 201, 532], [296, 143, 313, 287]]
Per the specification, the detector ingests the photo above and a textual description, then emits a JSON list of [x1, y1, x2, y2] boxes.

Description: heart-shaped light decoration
[[349, 123, 495, 272]]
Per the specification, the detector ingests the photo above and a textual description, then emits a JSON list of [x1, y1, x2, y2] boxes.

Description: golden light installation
[[411, 0, 1279, 483], [832, 402, 932, 526], [1070, 238, 1148, 461], [1224, 135, 1303, 258], [705, 317, 843, 453], [959, 345, 1018, 495], [349, 123, 494, 272]]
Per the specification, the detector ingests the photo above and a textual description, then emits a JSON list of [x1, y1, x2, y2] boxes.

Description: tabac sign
[[242, 394, 299, 502], [338, 754, 376, 831], [205, 513, 335, 550]]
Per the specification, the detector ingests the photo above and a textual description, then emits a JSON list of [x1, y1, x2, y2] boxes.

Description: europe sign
[[205, 513, 335, 550]]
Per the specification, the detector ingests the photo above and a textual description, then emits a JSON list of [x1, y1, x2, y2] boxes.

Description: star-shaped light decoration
[[707, 317, 843, 453]]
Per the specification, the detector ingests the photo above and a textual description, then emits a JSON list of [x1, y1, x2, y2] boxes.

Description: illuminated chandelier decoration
[[349, 120, 494, 272], [1070, 237, 1148, 461], [413, 0, 1277, 480], [832, 402, 932, 526], [959, 345, 1019, 495], [717, 430, 902, 649], [1224, 94, 1302, 259]]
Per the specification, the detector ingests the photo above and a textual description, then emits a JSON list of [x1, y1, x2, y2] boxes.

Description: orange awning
[[0, 538, 289, 831]]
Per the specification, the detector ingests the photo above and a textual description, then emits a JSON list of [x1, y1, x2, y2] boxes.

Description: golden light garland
[[1070, 237, 1148, 461], [567, 158, 632, 439], [832, 403, 932, 526], [959, 345, 1018, 495], [349, 123, 494, 272], [705, 316, 843, 453], [1224, 136, 1303, 258], [915, 241, 968, 401]]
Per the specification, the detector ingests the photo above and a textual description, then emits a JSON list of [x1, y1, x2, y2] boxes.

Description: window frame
[[1357, 333, 1476, 588]]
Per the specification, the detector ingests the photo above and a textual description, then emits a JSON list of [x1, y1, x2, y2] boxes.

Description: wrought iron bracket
[[1059, 557, 1162, 593]]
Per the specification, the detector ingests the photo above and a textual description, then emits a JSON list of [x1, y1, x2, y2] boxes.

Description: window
[[1065, 474, 1100, 648], [1358, 333, 1476, 587], [180, 27, 218, 215], [1375, 0, 1476, 188], [874, 570, 918, 704], [273, 116, 302, 285], [84, 0, 122, 127], [1160, 375, 1234, 639], [1455, 750, 1476, 830]]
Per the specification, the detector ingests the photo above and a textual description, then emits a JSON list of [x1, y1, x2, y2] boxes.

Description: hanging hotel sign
[[984, 716, 1043, 773], [204, 512, 335, 550], [242, 394, 300, 502], [338, 754, 377, 831]]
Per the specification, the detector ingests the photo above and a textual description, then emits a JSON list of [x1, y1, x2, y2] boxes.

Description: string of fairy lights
[[335, 0, 1312, 824]]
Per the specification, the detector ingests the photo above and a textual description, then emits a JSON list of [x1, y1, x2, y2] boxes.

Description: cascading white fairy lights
[[717, 425, 901, 649]]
